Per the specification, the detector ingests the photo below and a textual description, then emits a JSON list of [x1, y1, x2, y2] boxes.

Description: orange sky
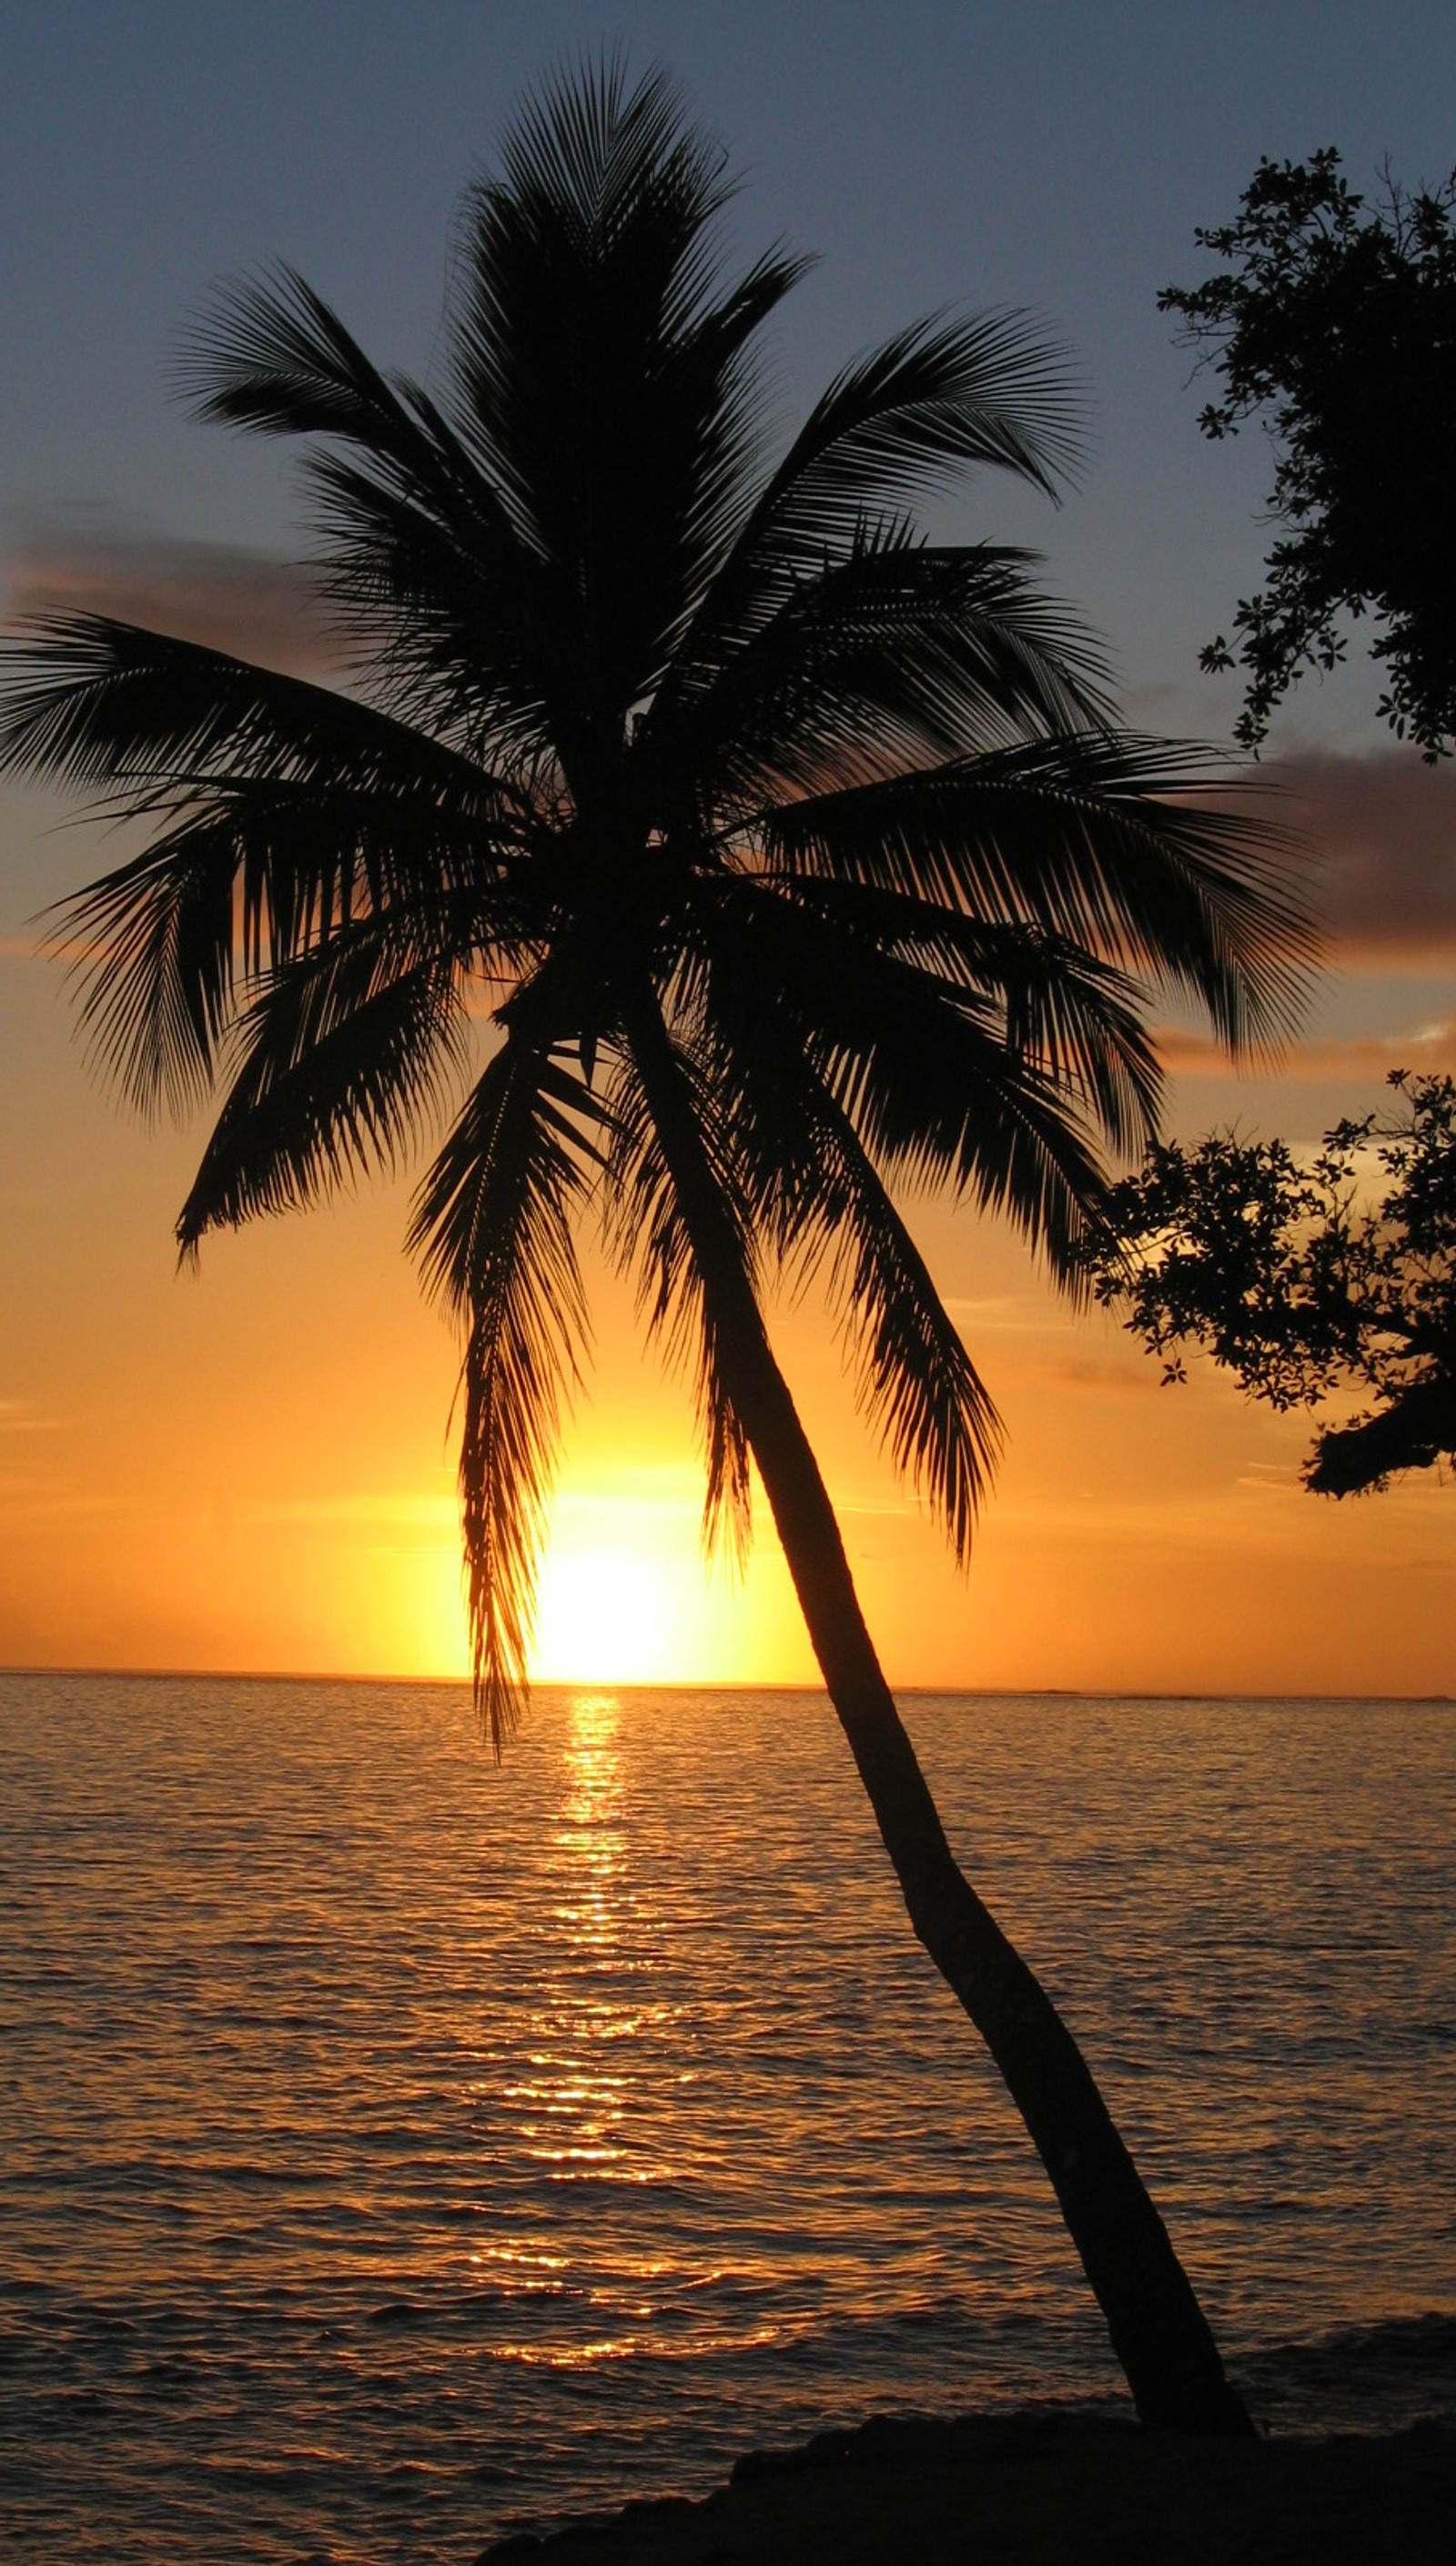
[[3, 18, 1454, 1696], [3, 872, 1451, 1693]]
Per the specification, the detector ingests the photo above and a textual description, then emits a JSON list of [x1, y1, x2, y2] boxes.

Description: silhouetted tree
[[1086, 1072, 1456, 1496], [0, 64, 1311, 2431], [1164, 148, 1456, 758]]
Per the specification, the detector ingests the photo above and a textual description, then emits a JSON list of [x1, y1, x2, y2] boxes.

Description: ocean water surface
[[2, 1673, 1454, 2560]]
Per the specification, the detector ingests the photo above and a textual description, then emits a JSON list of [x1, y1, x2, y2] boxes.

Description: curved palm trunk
[[628, 997, 1251, 2436]]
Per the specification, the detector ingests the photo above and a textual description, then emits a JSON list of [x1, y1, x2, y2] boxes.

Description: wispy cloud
[[939, 1294, 1045, 1334], [0, 1399, 61, 1435], [1156, 1019, 1456, 1082], [3, 515, 338, 678], [1032, 1352, 1166, 1395], [238, 1491, 458, 1528], [0, 1479, 121, 1518]]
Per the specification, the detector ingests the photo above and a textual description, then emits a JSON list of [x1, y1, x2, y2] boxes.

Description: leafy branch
[[1163, 149, 1456, 758], [1084, 1071, 1456, 1494]]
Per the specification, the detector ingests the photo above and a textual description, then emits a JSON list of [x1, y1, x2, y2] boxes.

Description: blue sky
[[5, 1, 1455, 748]]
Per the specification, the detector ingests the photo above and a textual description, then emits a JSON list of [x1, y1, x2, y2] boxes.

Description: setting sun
[[531, 1544, 689, 1686]]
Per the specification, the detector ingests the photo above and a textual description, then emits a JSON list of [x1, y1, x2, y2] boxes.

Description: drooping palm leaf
[[0, 615, 539, 1111], [176, 924, 470, 1248], [746, 876, 1165, 1154], [409, 1030, 606, 1744], [812, 1119, 1004, 1562], [693, 870, 1120, 1271], [683, 954, 1003, 1557]]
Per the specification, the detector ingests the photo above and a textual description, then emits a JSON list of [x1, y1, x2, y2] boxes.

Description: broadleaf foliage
[[1163, 147, 1456, 758], [1083, 1072, 1456, 1496]]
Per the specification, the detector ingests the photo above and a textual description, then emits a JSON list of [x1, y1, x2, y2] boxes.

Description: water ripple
[[2, 1676, 1453, 2558]]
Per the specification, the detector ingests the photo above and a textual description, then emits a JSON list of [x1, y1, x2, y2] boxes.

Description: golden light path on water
[[472, 1693, 769, 2371], [523, 1696, 641, 2184]]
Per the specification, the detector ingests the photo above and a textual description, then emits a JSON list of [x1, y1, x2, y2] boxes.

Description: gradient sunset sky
[[3, 1, 1453, 1691]]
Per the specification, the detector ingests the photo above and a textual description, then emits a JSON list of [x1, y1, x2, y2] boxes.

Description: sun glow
[[521, 1471, 818, 1688], [368, 1467, 815, 1689], [531, 1544, 693, 1686]]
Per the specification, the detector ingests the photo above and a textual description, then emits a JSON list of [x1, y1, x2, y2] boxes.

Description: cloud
[[1156, 1019, 1456, 1081], [239, 1491, 458, 1527], [1033, 1353, 1165, 1395], [3, 517, 338, 678], [1244, 751, 1456, 967], [940, 1294, 1044, 1333], [0, 1399, 61, 1434]]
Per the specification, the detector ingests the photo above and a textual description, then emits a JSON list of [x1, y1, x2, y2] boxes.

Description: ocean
[[2, 1673, 1453, 2560]]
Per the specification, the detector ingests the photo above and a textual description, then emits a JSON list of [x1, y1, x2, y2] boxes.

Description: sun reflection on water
[[467, 1693, 787, 2373], [500, 1695, 670, 2193], [477, 1692, 696, 2367]]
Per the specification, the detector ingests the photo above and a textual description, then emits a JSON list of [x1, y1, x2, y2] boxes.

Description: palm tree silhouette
[[0, 65, 1309, 2431]]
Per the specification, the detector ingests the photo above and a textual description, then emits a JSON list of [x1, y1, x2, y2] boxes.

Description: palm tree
[[0, 63, 1309, 2431]]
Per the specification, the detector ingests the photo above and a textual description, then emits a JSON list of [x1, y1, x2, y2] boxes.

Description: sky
[[2, 1, 1453, 1692]]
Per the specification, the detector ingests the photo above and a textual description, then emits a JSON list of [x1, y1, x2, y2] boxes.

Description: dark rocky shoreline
[[478, 2406, 1456, 2563]]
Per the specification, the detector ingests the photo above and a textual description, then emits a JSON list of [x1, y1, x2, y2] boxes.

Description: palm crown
[[1, 63, 1309, 1742]]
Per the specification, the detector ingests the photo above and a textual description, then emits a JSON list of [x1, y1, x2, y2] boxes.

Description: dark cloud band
[[2, 522, 336, 679], [1258, 752, 1456, 966]]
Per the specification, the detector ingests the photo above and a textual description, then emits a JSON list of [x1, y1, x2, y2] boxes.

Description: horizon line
[[2, 1661, 1451, 1708]]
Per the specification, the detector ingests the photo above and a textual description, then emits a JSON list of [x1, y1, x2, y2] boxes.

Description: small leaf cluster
[[1162, 149, 1456, 759], [1085, 1073, 1456, 1495]]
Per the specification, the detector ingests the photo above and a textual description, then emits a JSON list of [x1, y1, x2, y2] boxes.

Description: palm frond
[[298, 447, 552, 758], [814, 1117, 1003, 1562], [756, 877, 1165, 1156], [56, 804, 531, 1119], [174, 268, 559, 754], [661, 306, 1085, 723], [685, 958, 1002, 1557], [659, 538, 1113, 807], [176, 258, 436, 450], [1, 616, 534, 1112], [177, 257, 533, 601], [408, 1034, 605, 1745], [71, 778, 534, 1098], [759, 734, 1317, 1054], [690, 873, 1117, 1275], [175, 926, 468, 1250], [55, 809, 241, 1113], [0, 613, 513, 804], [444, 60, 812, 741]]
